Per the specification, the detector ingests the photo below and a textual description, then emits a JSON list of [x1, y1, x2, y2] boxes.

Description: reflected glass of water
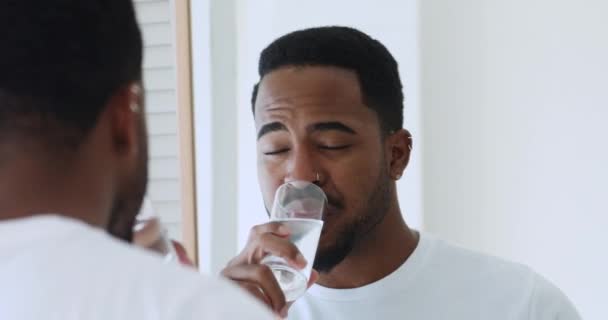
[[133, 197, 177, 264]]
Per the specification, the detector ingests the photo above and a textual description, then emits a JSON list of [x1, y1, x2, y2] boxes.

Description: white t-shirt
[[0, 215, 272, 320], [289, 233, 580, 320]]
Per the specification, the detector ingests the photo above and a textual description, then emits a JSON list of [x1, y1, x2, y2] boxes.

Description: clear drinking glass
[[133, 197, 178, 264], [262, 181, 326, 302]]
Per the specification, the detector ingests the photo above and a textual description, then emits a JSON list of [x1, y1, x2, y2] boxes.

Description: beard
[[107, 127, 149, 242], [313, 168, 392, 273]]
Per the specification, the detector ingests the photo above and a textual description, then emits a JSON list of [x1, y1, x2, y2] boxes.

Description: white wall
[[191, 0, 241, 273], [235, 0, 423, 248], [421, 1, 608, 318]]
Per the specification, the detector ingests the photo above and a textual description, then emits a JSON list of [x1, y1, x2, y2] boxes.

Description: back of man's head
[[0, 0, 147, 241], [0, 0, 142, 148]]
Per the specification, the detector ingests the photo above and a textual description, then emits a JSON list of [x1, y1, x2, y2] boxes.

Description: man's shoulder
[[77, 225, 273, 318], [425, 233, 535, 282], [424, 234, 579, 318], [103, 241, 274, 319], [24, 216, 273, 319]]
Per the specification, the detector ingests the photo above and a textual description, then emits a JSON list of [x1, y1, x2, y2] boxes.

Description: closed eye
[[319, 145, 351, 151], [263, 148, 290, 155]]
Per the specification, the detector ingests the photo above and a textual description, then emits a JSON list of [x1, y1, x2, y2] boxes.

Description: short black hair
[[251, 26, 404, 134], [0, 0, 142, 148]]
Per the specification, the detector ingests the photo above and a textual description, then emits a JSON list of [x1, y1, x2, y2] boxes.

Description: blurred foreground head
[[0, 0, 147, 241]]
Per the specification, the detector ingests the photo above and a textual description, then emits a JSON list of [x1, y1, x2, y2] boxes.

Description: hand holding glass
[[261, 181, 326, 302], [133, 197, 177, 264]]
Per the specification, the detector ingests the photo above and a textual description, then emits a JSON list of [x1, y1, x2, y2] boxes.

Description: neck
[[0, 151, 111, 228], [317, 197, 419, 289]]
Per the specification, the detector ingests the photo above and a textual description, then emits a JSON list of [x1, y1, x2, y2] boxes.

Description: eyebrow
[[257, 121, 357, 140], [257, 122, 287, 140], [311, 122, 357, 135]]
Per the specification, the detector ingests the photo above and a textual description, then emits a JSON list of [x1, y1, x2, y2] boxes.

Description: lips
[[319, 190, 344, 229], [323, 200, 343, 215], [322, 207, 336, 220], [320, 207, 341, 235], [291, 211, 323, 219]]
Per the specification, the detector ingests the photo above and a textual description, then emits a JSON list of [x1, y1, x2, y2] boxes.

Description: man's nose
[[284, 145, 322, 185]]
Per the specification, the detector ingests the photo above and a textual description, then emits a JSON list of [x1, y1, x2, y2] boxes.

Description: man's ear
[[385, 129, 412, 180], [106, 83, 143, 157]]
